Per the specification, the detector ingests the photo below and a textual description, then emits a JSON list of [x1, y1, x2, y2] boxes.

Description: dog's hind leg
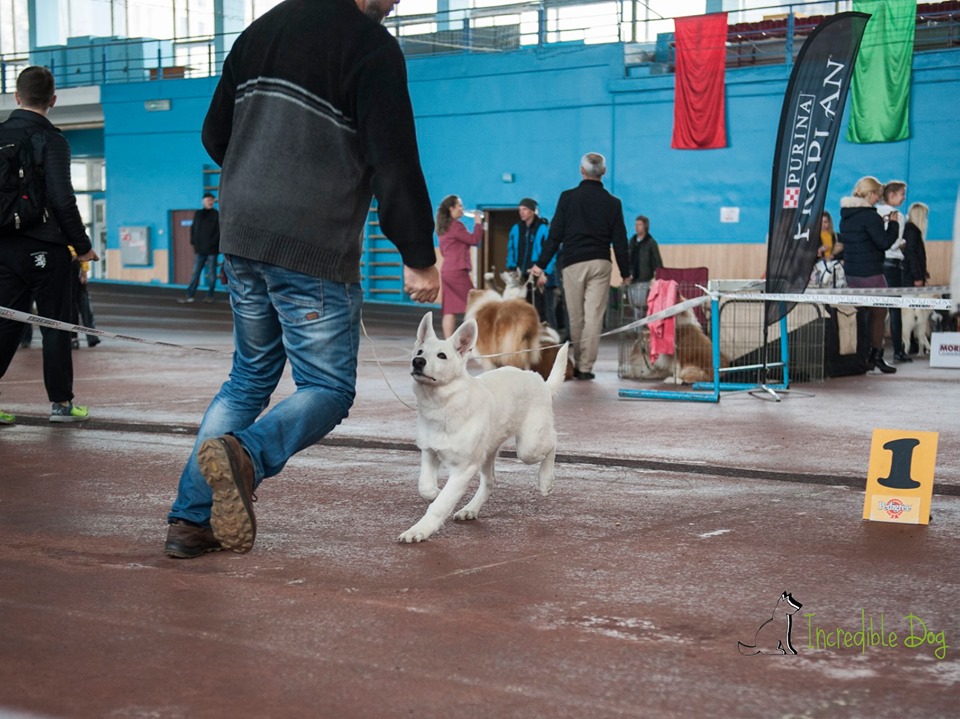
[[536, 448, 556, 496], [455, 455, 496, 521], [399, 465, 478, 543], [418, 449, 441, 501], [516, 423, 557, 496]]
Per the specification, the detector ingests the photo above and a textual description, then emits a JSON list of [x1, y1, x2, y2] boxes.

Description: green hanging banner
[[847, 0, 916, 144]]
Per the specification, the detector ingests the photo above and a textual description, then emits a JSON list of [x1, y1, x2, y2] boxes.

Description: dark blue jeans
[[185, 253, 218, 299], [169, 255, 363, 526]]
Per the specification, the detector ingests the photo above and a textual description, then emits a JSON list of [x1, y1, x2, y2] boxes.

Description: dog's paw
[[454, 509, 479, 521], [662, 376, 680, 385], [398, 521, 436, 543], [398, 529, 429, 543]]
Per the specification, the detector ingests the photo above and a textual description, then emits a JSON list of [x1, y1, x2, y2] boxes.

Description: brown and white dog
[[631, 304, 728, 385], [465, 289, 541, 371]]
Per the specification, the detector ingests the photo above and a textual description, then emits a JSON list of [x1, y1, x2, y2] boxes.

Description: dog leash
[[360, 319, 417, 411]]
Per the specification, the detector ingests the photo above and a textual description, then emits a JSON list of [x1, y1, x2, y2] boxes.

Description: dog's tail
[[546, 342, 570, 397]]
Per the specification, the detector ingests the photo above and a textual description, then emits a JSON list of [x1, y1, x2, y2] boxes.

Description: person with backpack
[[0, 66, 98, 425]]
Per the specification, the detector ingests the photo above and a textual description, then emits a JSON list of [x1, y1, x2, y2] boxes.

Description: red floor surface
[[0, 285, 957, 718]]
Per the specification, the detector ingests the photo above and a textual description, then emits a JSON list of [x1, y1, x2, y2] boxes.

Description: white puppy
[[400, 312, 569, 543]]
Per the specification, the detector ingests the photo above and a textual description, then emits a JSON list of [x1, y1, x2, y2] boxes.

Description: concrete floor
[[0, 284, 957, 718]]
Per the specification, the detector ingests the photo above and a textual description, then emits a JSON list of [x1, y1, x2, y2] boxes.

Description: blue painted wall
[[63, 128, 104, 157], [99, 43, 960, 273]]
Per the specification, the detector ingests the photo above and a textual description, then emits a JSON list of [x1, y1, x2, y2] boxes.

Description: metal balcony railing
[[0, 1, 957, 94]]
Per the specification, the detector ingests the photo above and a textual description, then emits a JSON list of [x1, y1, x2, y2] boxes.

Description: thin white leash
[[360, 319, 417, 411]]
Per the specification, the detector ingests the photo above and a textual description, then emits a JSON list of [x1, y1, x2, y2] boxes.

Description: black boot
[[871, 348, 896, 374]]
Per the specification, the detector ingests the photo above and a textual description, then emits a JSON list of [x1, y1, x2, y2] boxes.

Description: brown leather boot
[[164, 519, 222, 558], [198, 435, 258, 553]]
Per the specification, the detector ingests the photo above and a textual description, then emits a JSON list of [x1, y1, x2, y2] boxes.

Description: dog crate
[[618, 281, 827, 386], [617, 284, 716, 384], [714, 283, 826, 385]]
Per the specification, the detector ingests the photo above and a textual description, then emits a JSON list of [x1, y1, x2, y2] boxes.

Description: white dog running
[[400, 312, 569, 543]]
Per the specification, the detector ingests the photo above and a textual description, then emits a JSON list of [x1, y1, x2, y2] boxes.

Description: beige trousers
[[561, 259, 612, 373]]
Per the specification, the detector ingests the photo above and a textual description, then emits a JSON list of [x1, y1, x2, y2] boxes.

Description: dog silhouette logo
[[738, 591, 803, 655]]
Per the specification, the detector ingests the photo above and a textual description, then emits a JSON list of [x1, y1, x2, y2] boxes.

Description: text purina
[[786, 58, 846, 242], [805, 610, 949, 659]]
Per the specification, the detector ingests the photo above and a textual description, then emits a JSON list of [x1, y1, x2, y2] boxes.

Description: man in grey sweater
[[165, 0, 440, 558]]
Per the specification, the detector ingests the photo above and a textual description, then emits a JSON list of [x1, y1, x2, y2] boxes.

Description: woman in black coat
[[838, 176, 900, 373], [902, 202, 930, 287]]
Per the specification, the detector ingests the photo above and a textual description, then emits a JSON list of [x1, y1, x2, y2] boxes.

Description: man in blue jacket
[[506, 197, 554, 321], [0, 66, 98, 425]]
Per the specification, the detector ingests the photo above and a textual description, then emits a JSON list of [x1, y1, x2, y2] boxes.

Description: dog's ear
[[451, 318, 478, 357], [416, 312, 435, 344]]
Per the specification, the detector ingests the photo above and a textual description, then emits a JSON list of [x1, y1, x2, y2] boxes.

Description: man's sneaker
[[0, 409, 15, 425], [177, 297, 195, 304], [49, 402, 90, 423], [164, 519, 222, 559], [198, 435, 257, 553]]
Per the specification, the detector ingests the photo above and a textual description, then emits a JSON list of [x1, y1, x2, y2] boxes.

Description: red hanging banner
[[671, 12, 728, 150]]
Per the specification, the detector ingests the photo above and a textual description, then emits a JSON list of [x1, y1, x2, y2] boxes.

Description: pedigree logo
[[877, 498, 912, 519]]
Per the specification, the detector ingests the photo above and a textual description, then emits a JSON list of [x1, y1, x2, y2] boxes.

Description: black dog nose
[[412, 357, 426, 371]]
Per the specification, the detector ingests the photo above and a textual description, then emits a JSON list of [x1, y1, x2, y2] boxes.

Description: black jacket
[[202, 0, 435, 282], [536, 179, 630, 278], [838, 197, 898, 278], [628, 233, 663, 282], [0, 109, 91, 254], [901, 221, 929, 284], [191, 208, 220, 255]]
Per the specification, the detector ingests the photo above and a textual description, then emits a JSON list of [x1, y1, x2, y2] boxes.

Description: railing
[[1, 1, 958, 94]]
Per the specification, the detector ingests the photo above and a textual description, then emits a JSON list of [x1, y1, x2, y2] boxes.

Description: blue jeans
[[168, 255, 363, 526], [186, 253, 219, 299]]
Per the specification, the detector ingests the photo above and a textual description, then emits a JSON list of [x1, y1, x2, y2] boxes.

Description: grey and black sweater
[[202, 0, 436, 282]]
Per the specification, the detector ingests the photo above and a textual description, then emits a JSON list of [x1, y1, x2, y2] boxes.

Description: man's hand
[[536, 273, 547, 289], [76, 249, 99, 263], [404, 265, 440, 304], [622, 276, 633, 285], [530, 264, 543, 278]]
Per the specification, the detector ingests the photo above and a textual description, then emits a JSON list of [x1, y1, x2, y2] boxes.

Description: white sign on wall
[[720, 207, 740, 223]]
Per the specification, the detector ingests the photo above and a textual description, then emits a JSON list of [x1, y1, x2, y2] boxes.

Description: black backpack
[[0, 128, 47, 232]]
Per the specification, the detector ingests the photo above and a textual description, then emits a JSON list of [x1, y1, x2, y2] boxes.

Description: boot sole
[[164, 543, 223, 559], [198, 439, 256, 553]]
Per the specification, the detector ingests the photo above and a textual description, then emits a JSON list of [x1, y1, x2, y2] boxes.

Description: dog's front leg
[[399, 465, 477, 543], [454, 455, 496, 521], [418, 449, 441, 501]]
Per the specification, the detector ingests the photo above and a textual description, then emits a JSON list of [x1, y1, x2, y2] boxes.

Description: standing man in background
[[506, 197, 552, 321], [178, 192, 220, 304], [164, 0, 440, 558], [0, 66, 98, 425], [530, 152, 631, 380]]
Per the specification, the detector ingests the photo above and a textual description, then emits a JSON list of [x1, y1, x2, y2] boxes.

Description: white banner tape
[[0, 305, 223, 353], [718, 292, 952, 310]]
